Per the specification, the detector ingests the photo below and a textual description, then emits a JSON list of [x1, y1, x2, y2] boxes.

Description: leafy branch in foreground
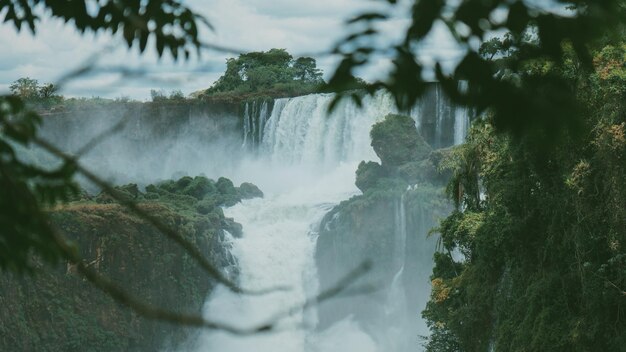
[[0, 96, 78, 272], [422, 42, 625, 351], [0, 0, 211, 273], [1, 95, 377, 333], [2, 91, 290, 294], [1, 0, 210, 59], [328, 0, 626, 145]]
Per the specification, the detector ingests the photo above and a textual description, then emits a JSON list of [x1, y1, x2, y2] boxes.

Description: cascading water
[[454, 81, 470, 145], [242, 103, 251, 148], [187, 87, 469, 352], [382, 192, 410, 351], [242, 100, 272, 149]]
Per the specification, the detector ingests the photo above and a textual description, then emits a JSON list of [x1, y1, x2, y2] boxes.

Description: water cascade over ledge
[[187, 86, 469, 352]]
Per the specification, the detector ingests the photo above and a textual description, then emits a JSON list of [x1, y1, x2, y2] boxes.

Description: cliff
[[0, 176, 262, 351], [314, 114, 452, 344]]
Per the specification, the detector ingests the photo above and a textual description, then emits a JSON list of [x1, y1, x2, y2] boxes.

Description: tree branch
[[32, 134, 287, 296]]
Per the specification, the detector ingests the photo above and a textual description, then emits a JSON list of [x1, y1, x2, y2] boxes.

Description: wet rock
[[238, 182, 264, 199]]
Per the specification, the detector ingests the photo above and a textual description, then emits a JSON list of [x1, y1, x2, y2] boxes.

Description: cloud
[[0, 0, 464, 99]]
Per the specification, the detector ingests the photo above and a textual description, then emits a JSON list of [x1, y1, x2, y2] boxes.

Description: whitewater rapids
[[184, 90, 468, 352]]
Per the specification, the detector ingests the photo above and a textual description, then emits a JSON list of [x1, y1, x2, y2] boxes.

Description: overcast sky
[[0, 0, 464, 100]]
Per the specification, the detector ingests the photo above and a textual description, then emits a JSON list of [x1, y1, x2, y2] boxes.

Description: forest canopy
[[422, 39, 625, 351], [202, 49, 324, 98]]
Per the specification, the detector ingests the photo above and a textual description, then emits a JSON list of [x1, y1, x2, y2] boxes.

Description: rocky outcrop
[[354, 114, 449, 194], [315, 114, 453, 339], [370, 114, 432, 169], [0, 176, 262, 352]]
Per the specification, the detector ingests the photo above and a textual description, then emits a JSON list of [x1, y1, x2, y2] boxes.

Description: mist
[[35, 87, 467, 352]]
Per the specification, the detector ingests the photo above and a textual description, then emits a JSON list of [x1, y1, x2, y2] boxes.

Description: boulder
[[370, 114, 432, 169]]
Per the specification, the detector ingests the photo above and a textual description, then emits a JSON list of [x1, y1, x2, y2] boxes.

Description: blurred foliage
[[0, 0, 210, 59], [423, 42, 626, 351], [0, 96, 79, 272], [329, 0, 626, 144], [0, 0, 208, 272]]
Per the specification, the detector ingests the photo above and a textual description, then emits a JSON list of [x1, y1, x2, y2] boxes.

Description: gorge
[[3, 3, 624, 351], [2, 84, 469, 351]]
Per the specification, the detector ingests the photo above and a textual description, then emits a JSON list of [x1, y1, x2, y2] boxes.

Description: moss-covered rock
[[315, 183, 448, 331], [195, 198, 217, 215], [355, 161, 386, 193], [182, 177, 217, 200], [215, 177, 241, 206], [238, 182, 264, 199], [0, 202, 232, 352], [370, 114, 432, 169], [221, 217, 244, 238], [396, 159, 439, 185]]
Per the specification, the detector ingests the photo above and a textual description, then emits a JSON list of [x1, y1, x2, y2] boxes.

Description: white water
[[454, 81, 470, 146], [191, 163, 359, 352], [187, 90, 468, 352]]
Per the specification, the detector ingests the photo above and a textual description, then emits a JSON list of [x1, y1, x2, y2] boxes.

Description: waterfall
[[260, 92, 396, 166], [394, 192, 408, 275], [242, 103, 251, 148], [242, 100, 272, 148], [189, 87, 468, 352], [435, 85, 444, 147], [454, 105, 470, 146], [258, 101, 269, 143], [454, 81, 470, 145], [382, 192, 410, 351]]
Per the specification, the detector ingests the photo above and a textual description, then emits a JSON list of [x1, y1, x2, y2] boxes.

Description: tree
[[419, 29, 626, 352], [328, 0, 626, 143], [9, 77, 39, 99], [9, 78, 63, 107], [169, 89, 185, 101], [293, 57, 323, 83], [205, 49, 325, 96], [38, 83, 57, 98], [150, 89, 167, 102]]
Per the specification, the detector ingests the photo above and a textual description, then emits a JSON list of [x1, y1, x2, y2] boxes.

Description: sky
[[0, 0, 464, 100]]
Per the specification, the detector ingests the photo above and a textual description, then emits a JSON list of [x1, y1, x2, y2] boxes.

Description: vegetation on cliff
[[316, 112, 450, 330], [355, 114, 444, 194], [0, 176, 262, 351], [201, 49, 325, 102], [422, 43, 626, 351]]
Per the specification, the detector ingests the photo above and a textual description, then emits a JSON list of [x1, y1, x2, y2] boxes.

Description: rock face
[[315, 185, 446, 331], [355, 114, 448, 194], [315, 113, 453, 341], [0, 176, 262, 352], [370, 114, 432, 169]]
